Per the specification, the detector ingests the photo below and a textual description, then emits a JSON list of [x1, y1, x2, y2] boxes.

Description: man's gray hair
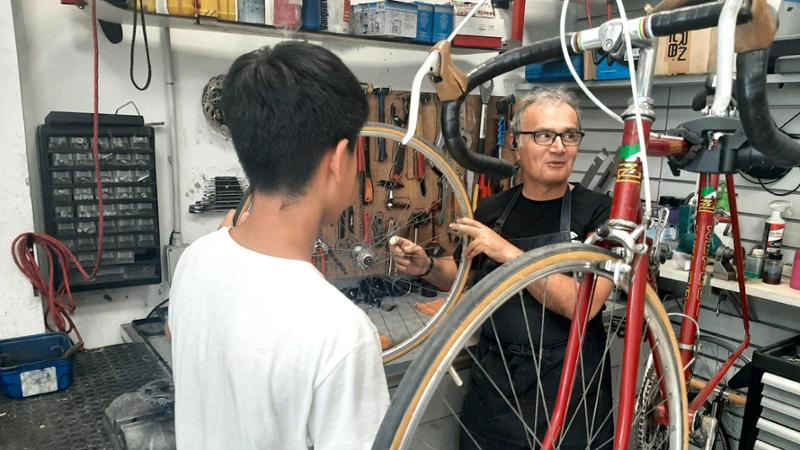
[[510, 87, 581, 134]]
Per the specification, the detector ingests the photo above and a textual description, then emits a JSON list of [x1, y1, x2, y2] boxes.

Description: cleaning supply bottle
[[716, 179, 730, 213], [762, 200, 792, 257]]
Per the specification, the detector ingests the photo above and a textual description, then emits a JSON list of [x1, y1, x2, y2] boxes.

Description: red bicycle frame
[[541, 99, 752, 450]]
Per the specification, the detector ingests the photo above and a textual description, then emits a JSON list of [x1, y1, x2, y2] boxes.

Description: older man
[[390, 87, 614, 449]]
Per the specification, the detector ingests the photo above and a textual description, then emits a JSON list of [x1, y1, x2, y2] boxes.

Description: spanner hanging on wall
[[475, 80, 494, 208]]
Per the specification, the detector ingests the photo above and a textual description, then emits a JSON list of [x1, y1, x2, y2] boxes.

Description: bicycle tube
[[372, 243, 688, 450]]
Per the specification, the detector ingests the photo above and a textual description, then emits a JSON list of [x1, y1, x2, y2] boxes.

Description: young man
[[391, 88, 614, 449], [169, 42, 389, 449]]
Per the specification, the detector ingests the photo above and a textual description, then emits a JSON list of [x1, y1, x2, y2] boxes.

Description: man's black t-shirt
[[474, 183, 611, 245], [470, 183, 612, 346]]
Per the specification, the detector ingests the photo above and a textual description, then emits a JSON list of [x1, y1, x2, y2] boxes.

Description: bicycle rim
[[235, 123, 472, 363], [374, 243, 688, 450]]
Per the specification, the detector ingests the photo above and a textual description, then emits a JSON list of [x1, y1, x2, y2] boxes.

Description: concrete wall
[[0, 1, 44, 339]]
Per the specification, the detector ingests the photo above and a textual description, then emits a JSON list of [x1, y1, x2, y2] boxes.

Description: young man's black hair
[[221, 41, 368, 196]]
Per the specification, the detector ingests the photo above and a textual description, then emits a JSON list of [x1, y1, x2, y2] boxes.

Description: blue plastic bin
[[416, 3, 434, 43], [596, 59, 632, 80], [525, 55, 584, 83], [0, 332, 75, 399]]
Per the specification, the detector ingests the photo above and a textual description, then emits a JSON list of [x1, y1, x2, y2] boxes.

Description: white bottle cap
[[753, 248, 764, 257]]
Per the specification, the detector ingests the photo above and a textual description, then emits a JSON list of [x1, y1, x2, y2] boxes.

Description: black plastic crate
[[739, 334, 800, 449]]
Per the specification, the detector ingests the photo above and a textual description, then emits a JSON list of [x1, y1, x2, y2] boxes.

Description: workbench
[[658, 258, 800, 307], [0, 343, 171, 449]]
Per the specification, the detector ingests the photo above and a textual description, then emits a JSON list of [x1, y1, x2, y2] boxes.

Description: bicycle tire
[[374, 243, 688, 450], [234, 122, 473, 363]]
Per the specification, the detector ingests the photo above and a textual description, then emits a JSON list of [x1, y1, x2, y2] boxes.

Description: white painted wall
[[8, 1, 523, 348], [0, 1, 44, 339]]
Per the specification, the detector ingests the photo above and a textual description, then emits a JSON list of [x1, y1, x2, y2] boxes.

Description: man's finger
[[455, 217, 487, 229], [449, 223, 481, 238]]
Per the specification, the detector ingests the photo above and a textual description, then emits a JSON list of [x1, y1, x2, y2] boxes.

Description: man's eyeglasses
[[516, 130, 585, 146]]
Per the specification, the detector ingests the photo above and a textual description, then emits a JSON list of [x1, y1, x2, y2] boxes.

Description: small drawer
[[76, 221, 96, 235], [54, 206, 73, 220], [73, 187, 94, 201], [51, 153, 74, 167], [48, 136, 69, 150], [52, 188, 72, 202], [52, 171, 72, 184]]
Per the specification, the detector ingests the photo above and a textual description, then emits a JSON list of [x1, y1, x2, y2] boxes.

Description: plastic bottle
[[791, 252, 800, 290], [745, 248, 766, 279], [763, 253, 783, 285], [762, 200, 792, 257]]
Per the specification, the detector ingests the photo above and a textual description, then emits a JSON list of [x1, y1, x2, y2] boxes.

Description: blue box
[[525, 55, 584, 82], [432, 3, 453, 42], [596, 60, 632, 80], [416, 3, 434, 43], [0, 332, 75, 399]]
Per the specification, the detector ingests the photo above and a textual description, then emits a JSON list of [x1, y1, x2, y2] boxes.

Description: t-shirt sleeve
[[307, 337, 390, 450]]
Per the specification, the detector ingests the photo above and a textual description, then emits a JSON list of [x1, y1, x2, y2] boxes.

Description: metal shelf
[[75, 0, 496, 54], [516, 73, 800, 91]]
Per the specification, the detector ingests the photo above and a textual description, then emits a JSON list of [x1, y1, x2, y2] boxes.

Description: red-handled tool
[[416, 152, 427, 196], [357, 137, 367, 204], [362, 137, 374, 204]]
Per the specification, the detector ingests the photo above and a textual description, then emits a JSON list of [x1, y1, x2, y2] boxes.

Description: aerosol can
[[763, 200, 792, 257]]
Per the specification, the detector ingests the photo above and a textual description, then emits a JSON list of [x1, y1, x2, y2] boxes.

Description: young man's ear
[[328, 138, 353, 183]]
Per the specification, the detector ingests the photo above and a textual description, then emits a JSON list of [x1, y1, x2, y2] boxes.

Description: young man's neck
[[228, 193, 322, 263], [521, 180, 571, 201]]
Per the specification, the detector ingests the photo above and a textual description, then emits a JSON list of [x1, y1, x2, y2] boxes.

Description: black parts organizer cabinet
[[37, 111, 161, 291]]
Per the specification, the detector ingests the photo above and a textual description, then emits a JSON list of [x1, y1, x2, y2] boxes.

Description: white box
[[351, 1, 418, 39]]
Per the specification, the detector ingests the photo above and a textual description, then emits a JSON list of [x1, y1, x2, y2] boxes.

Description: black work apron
[[460, 186, 614, 450]]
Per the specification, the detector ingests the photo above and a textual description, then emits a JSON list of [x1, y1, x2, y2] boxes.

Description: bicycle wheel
[[374, 243, 688, 450], [691, 335, 750, 450], [235, 123, 472, 363]]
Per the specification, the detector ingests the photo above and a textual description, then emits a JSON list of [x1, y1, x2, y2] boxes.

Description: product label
[[20, 367, 58, 397], [764, 223, 784, 255]]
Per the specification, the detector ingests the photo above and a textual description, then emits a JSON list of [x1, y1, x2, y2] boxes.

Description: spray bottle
[[763, 200, 792, 257]]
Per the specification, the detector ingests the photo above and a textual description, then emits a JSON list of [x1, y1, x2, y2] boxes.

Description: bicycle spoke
[[443, 396, 484, 450], [489, 317, 535, 449], [465, 346, 539, 440]]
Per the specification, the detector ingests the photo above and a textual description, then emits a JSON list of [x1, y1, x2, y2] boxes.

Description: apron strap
[[493, 185, 572, 234], [491, 187, 523, 234], [559, 187, 572, 233]]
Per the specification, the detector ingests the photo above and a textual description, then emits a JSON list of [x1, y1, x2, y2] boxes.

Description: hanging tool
[[338, 210, 346, 240], [313, 239, 327, 275], [347, 206, 355, 236], [363, 137, 374, 204], [371, 212, 386, 243], [390, 97, 410, 181], [357, 136, 367, 204], [374, 87, 390, 162], [415, 150, 427, 196], [475, 80, 495, 204], [378, 180, 410, 210]]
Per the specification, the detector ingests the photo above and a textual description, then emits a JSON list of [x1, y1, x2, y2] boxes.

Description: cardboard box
[[432, 3, 454, 41], [655, 28, 717, 76], [451, 1, 504, 49], [351, 1, 417, 39], [416, 2, 434, 43]]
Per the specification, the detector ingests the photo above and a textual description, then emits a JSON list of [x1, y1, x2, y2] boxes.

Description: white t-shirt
[[169, 228, 389, 450]]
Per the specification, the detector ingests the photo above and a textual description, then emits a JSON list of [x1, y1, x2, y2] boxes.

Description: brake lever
[[401, 0, 487, 145]]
